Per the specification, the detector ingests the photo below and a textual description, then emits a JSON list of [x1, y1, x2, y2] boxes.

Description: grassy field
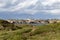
[[0, 20, 60, 40]]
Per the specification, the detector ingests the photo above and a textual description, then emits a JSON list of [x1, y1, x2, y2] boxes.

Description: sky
[[0, 0, 60, 19]]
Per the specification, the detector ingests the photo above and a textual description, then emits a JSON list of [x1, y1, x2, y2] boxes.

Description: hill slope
[[0, 22, 60, 40]]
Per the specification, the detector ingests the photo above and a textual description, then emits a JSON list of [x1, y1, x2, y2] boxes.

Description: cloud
[[41, 0, 56, 6], [11, 0, 17, 4], [0, 0, 7, 7], [0, 0, 60, 15], [47, 9, 60, 15], [0, 3, 6, 7], [0, 0, 38, 11], [8, 0, 38, 11]]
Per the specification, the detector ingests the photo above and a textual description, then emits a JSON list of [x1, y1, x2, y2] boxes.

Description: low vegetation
[[0, 20, 60, 40], [0, 19, 22, 31]]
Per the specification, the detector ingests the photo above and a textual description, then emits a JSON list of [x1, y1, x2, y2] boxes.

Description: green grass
[[0, 20, 60, 40]]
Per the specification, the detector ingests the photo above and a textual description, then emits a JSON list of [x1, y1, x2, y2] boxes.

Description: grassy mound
[[0, 19, 22, 31], [0, 19, 60, 40], [0, 22, 60, 40]]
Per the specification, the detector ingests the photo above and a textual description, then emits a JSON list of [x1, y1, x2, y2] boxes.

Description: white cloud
[[0, 1, 6, 7], [50, 10, 60, 14], [8, 0, 38, 11], [11, 0, 17, 4], [47, 9, 60, 15], [41, 0, 56, 6], [0, 0, 38, 11], [41, 0, 60, 6], [23, 9, 39, 14], [0, 0, 60, 15]]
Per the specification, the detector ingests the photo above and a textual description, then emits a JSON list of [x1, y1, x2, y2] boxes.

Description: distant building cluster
[[7, 19, 60, 24]]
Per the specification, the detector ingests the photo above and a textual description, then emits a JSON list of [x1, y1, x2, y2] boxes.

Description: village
[[6, 19, 60, 24]]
